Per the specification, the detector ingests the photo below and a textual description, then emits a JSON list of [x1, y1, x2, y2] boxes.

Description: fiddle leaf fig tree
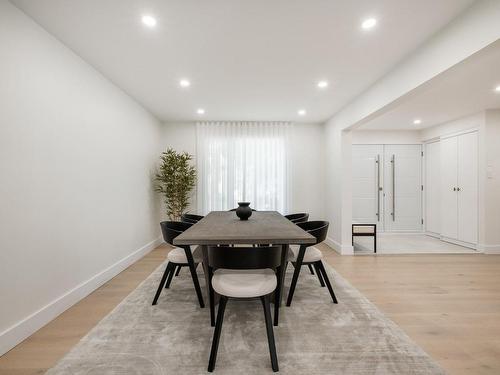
[[155, 148, 196, 221]]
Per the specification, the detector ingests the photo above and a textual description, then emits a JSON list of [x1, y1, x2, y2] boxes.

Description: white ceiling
[[12, 0, 475, 123], [358, 39, 500, 130]]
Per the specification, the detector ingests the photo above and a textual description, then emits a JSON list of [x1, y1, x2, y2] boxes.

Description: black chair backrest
[[285, 213, 309, 223], [160, 221, 193, 246], [181, 213, 204, 223], [207, 246, 281, 270], [296, 221, 329, 244]]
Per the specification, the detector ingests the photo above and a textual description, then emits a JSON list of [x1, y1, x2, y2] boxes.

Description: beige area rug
[[46, 260, 445, 374]]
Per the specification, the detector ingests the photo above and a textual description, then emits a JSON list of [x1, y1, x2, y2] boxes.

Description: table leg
[[274, 244, 288, 326], [201, 245, 215, 327], [286, 244, 305, 306]]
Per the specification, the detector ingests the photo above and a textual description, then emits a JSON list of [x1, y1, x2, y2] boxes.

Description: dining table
[[173, 210, 316, 326]]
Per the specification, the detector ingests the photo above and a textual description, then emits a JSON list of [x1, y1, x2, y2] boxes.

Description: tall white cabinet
[[439, 131, 478, 247]]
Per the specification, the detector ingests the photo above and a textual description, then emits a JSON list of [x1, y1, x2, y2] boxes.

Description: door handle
[[457, 187, 461, 192], [391, 154, 395, 221], [453, 187, 457, 191], [376, 155, 380, 219]]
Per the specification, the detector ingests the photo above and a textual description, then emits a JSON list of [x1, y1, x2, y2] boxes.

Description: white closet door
[[457, 132, 478, 244], [384, 145, 422, 232], [425, 141, 441, 235], [352, 145, 383, 227], [440, 136, 458, 239]]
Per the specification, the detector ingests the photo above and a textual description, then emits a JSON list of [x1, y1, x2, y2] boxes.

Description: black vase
[[236, 202, 252, 220]]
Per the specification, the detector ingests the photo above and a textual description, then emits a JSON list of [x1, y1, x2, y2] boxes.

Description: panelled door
[[383, 145, 423, 232], [440, 131, 478, 245], [440, 136, 459, 239], [457, 131, 478, 244], [424, 141, 441, 235], [352, 145, 383, 227]]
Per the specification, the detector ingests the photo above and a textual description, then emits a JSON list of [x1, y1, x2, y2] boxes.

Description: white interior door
[[352, 145, 383, 228], [457, 131, 478, 244], [440, 136, 458, 239], [384, 145, 423, 232], [425, 141, 441, 235]]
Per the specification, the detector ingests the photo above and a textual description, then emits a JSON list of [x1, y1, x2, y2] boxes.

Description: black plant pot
[[236, 202, 252, 220]]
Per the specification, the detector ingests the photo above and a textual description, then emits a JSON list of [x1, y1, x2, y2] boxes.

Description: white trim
[[438, 127, 478, 141], [0, 236, 162, 356], [325, 236, 354, 255], [477, 244, 500, 254], [441, 236, 478, 251], [379, 231, 424, 235], [425, 231, 441, 239]]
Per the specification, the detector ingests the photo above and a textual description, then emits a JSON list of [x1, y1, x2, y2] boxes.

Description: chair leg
[[313, 262, 325, 287], [286, 246, 305, 307], [208, 296, 228, 372], [152, 262, 173, 305], [318, 261, 338, 304], [175, 265, 182, 276], [308, 264, 315, 275], [188, 262, 205, 308], [165, 263, 176, 289], [261, 295, 279, 372], [208, 267, 216, 326]]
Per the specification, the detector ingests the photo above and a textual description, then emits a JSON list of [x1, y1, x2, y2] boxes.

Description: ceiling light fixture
[[413, 119, 422, 125], [495, 85, 500, 92], [317, 80, 329, 89], [179, 79, 191, 88], [197, 108, 205, 115], [361, 18, 377, 30], [141, 15, 157, 28], [298, 109, 306, 116]]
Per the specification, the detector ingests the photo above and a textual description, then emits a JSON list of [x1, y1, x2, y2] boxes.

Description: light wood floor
[[1, 244, 499, 375]]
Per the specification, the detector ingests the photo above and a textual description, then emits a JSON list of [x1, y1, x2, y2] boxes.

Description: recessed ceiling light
[[298, 109, 306, 116], [197, 108, 205, 115], [141, 15, 157, 28], [413, 119, 422, 125], [179, 79, 191, 88], [495, 85, 500, 92], [317, 80, 329, 89], [361, 18, 377, 30]]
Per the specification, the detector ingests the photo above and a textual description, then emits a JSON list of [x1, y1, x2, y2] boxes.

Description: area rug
[[46, 259, 445, 374]]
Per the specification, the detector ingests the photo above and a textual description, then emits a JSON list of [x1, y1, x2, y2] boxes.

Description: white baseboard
[[478, 244, 500, 254], [441, 236, 477, 250], [424, 231, 441, 239], [325, 236, 354, 255], [0, 236, 162, 356]]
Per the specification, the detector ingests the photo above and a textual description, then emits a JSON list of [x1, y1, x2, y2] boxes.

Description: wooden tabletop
[[173, 211, 316, 245]]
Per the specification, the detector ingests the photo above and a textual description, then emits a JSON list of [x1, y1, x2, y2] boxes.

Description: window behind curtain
[[196, 122, 292, 214]]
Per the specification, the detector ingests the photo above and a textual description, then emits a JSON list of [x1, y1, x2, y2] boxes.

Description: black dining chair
[[152, 221, 204, 308], [286, 221, 337, 306], [207, 245, 280, 372], [285, 213, 314, 274], [181, 213, 204, 224], [284, 213, 309, 224]]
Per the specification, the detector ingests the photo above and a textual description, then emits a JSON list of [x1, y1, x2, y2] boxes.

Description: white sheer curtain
[[196, 121, 292, 214]]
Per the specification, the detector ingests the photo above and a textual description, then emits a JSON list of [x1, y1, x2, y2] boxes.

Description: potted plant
[[155, 148, 196, 221]]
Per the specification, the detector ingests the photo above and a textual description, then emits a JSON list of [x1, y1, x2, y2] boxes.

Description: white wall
[[161, 122, 326, 220], [0, 1, 163, 354], [419, 112, 485, 141], [352, 130, 421, 145], [483, 109, 500, 252], [324, 123, 353, 254]]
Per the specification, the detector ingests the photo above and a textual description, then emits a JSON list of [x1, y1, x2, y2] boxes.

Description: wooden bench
[[352, 223, 377, 253]]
